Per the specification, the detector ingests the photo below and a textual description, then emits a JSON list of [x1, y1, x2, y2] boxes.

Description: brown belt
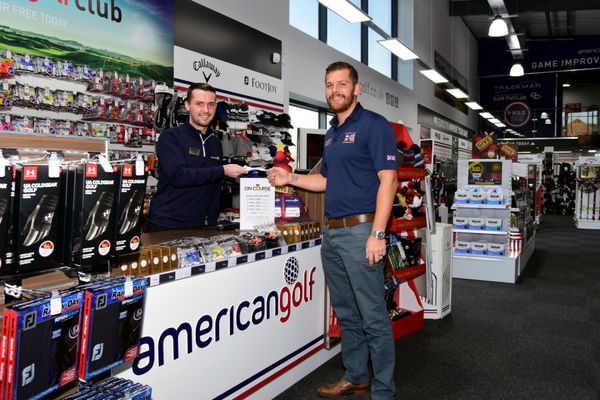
[[326, 213, 375, 229]]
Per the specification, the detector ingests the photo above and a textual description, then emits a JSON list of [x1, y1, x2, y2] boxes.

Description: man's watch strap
[[371, 230, 386, 240]]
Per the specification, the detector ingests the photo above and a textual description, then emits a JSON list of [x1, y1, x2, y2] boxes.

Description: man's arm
[[267, 167, 327, 192], [366, 169, 398, 265]]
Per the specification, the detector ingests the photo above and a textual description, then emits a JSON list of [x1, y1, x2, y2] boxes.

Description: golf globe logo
[[133, 257, 317, 375]]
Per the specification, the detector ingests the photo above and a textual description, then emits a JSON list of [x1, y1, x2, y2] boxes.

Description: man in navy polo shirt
[[148, 83, 245, 231], [267, 62, 398, 399]]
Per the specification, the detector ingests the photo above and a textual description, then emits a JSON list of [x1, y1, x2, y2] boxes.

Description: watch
[[371, 230, 386, 240]]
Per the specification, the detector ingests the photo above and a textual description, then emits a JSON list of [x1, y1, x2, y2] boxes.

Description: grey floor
[[275, 215, 600, 399]]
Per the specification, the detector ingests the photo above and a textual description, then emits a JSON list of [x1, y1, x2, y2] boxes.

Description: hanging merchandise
[[0, 164, 14, 271], [112, 164, 148, 256], [0, 288, 83, 400]]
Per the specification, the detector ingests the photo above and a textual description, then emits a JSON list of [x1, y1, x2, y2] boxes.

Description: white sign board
[[239, 178, 275, 231], [117, 246, 327, 399]]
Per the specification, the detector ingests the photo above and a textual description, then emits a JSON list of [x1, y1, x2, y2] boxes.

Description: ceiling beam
[[450, 0, 600, 16]]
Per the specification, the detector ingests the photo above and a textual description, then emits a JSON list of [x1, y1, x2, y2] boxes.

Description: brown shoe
[[317, 377, 370, 397]]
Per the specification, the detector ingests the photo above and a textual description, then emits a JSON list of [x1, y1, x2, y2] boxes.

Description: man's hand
[[366, 235, 386, 266], [223, 164, 246, 178], [267, 167, 291, 186]]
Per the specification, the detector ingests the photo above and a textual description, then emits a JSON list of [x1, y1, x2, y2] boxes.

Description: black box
[[13, 165, 64, 272], [113, 164, 147, 256], [0, 165, 16, 273], [67, 164, 117, 268]]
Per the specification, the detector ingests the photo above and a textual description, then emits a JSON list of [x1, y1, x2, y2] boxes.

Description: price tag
[[48, 153, 60, 178], [247, 253, 256, 263], [150, 275, 160, 286], [135, 154, 144, 176], [175, 267, 191, 280], [124, 277, 133, 297], [98, 155, 113, 173], [227, 258, 236, 268], [205, 262, 216, 273], [50, 291, 62, 315]]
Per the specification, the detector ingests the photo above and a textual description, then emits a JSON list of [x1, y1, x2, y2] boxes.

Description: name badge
[[188, 147, 200, 156]]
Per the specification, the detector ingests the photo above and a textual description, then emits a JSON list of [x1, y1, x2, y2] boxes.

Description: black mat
[[275, 215, 600, 400]]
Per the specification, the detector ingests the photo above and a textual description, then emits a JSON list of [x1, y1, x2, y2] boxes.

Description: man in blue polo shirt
[[148, 83, 246, 230], [267, 62, 398, 399]]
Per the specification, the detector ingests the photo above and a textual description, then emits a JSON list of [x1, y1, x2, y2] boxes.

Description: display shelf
[[0, 131, 107, 154], [389, 216, 427, 231], [391, 310, 424, 340], [392, 263, 426, 281], [145, 238, 322, 287], [452, 203, 508, 209], [108, 143, 156, 153], [574, 217, 600, 230], [397, 168, 427, 180], [453, 229, 508, 235]]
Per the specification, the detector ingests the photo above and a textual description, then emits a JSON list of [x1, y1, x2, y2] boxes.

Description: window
[[289, 104, 320, 167], [327, 0, 361, 61], [368, 0, 392, 77], [289, 0, 318, 39]]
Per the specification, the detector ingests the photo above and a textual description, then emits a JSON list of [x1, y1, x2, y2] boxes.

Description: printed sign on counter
[[239, 178, 275, 230]]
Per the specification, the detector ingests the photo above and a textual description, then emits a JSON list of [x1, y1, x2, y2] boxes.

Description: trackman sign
[[132, 257, 317, 375]]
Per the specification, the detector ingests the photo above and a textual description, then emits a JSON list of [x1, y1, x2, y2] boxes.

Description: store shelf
[[0, 131, 107, 153], [146, 238, 322, 287], [574, 217, 600, 230], [453, 229, 508, 235], [392, 263, 426, 281], [108, 143, 156, 153], [452, 203, 508, 209], [389, 216, 427, 231], [397, 168, 427, 180]]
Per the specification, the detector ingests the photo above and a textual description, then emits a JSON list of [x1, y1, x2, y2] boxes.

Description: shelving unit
[[452, 159, 535, 283], [574, 156, 600, 229]]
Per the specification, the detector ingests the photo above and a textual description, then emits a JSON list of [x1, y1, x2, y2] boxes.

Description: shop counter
[[115, 235, 339, 399]]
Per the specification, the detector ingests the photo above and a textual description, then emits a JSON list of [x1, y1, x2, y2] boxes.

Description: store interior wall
[[191, 0, 480, 145]]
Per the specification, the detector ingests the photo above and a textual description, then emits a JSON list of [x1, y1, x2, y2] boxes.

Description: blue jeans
[[322, 222, 396, 400]]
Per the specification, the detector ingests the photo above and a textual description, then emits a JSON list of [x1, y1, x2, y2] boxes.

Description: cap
[[256, 110, 274, 125], [275, 113, 293, 128], [281, 131, 295, 146]]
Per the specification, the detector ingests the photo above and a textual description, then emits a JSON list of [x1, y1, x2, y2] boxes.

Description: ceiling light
[[318, 0, 371, 23], [554, 151, 572, 154], [495, 122, 506, 128], [588, 149, 597, 153], [445, 88, 468, 99], [545, 119, 552, 125], [540, 112, 548, 119], [420, 69, 448, 83], [562, 83, 571, 87], [465, 102, 483, 110], [378, 38, 419, 60], [488, 15, 508, 37], [489, 118, 501, 124], [509, 63, 524, 77], [479, 112, 494, 119], [520, 151, 531, 154]]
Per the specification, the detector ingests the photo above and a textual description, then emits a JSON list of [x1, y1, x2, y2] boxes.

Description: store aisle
[[275, 215, 600, 400]]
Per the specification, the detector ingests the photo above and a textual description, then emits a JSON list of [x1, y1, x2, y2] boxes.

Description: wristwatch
[[371, 230, 386, 240]]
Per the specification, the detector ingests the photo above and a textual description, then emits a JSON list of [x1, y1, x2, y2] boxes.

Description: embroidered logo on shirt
[[324, 138, 333, 147], [188, 147, 200, 156], [387, 155, 396, 161], [342, 132, 356, 143]]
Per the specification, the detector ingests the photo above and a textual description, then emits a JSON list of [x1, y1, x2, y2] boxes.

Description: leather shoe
[[317, 377, 370, 397]]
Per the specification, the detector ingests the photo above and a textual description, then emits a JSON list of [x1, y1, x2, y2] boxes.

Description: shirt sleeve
[[368, 115, 398, 171], [156, 129, 224, 187]]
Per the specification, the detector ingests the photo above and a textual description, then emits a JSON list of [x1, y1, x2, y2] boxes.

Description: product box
[[454, 190, 469, 204], [78, 277, 146, 381], [471, 242, 488, 255], [453, 216, 469, 230], [1, 288, 83, 400], [487, 243, 506, 256], [484, 218, 502, 231], [113, 164, 147, 256], [66, 164, 117, 268], [468, 217, 485, 230], [468, 191, 486, 204], [13, 164, 65, 272], [455, 241, 471, 254], [0, 165, 15, 273], [486, 192, 503, 205]]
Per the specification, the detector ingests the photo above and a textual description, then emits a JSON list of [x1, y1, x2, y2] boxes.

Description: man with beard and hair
[[267, 61, 398, 399], [148, 83, 245, 231]]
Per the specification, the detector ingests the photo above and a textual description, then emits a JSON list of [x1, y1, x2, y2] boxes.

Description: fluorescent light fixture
[[509, 63, 524, 77], [445, 88, 468, 99], [317, 0, 371, 23], [465, 102, 483, 110], [420, 69, 448, 83], [540, 112, 548, 119], [545, 119, 552, 125], [554, 151, 572, 154], [520, 151, 531, 154], [479, 112, 494, 119], [495, 122, 506, 127], [562, 83, 571, 87], [489, 118, 501, 124], [488, 15, 508, 37], [378, 38, 419, 60], [588, 149, 597, 153]]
